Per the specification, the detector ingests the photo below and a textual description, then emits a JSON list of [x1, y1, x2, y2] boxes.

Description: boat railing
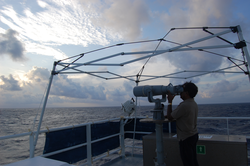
[[198, 117, 250, 139], [1, 116, 250, 165]]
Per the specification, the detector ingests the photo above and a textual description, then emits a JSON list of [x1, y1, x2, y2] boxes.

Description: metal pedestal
[[151, 100, 166, 166]]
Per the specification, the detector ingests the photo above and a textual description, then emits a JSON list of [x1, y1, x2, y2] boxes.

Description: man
[[165, 81, 199, 166]]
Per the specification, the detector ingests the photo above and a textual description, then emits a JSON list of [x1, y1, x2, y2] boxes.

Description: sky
[[0, 0, 250, 108]]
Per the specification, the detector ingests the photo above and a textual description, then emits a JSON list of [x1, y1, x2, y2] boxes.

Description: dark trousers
[[179, 133, 199, 166]]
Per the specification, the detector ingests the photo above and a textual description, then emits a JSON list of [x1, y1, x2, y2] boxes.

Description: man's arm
[[166, 104, 174, 121], [165, 91, 175, 121]]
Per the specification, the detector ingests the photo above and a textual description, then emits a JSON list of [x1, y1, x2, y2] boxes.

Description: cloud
[[25, 42, 68, 60], [199, 91, 211, 99], [1, 1, 107, 46], [50, 74, 107, 100], [0, 0, 151, 62], [160, 0, 233, 28], [165, 50, 224, 73], [0, 66, 111, 107], [37, 0, 48, 8], [111, 88, 126, 96], [85, 85, 106, 100], [211, 80, 238, 93], [51, 80, 89, 99], [0, 74, 22, 91], [0, 29, 26, 61], [0, 1, 111, 60], [90, 0, 150, 40], [123, 81, 133, 92], [25, 66, 50, 83], [23, 66, 107, 100]]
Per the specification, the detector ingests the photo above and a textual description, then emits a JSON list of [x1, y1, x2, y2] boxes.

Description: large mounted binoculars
[[133, 83, 183, 120], [133, 83, 183, 102]]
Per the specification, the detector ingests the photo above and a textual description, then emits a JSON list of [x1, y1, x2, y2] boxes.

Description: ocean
[[0, 103, 250, 165]]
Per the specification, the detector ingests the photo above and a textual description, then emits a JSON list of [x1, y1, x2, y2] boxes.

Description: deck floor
[[99, 154, 250, 166], [101, 154, 143, 166]]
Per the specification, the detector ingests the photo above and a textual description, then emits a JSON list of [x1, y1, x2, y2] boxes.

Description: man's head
[[180, 82, 198, 100]]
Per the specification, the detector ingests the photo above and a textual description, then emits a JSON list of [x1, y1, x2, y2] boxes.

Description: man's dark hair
[[183, 81, 198, 98]]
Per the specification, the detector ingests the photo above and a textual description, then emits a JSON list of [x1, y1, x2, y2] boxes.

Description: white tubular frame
[[236, 25, 250, 82]]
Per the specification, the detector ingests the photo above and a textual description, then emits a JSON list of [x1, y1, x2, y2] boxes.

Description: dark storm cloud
[[85, 85, 106, 100], [123, 81, 133, 92], [106, 87, 129, 103], [0, 74, 22, 91], [211, 80, 238, 93], [167, 51, 224, 71], [50, 74, 106, 100], [0, 29, 26, 61], [51, 81, 89, 99], [24, 67, 107, 100]]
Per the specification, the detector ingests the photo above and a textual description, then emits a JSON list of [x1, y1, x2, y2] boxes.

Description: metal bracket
[[234, 41, 247, 49]]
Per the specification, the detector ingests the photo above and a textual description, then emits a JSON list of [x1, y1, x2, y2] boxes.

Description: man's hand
[[167, 91, 175, 103], [166, 91, 175, 121]]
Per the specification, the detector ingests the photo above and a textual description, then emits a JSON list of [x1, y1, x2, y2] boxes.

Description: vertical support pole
[[152, 101, 166, 166], [120, 118, 125, 158], [132, 75, 139, 156], [32, 62, 56, 157], [155, 123, 166, 166], [29, 132, 34, 158], [226, 118, 229, 141], [168, 122, 171, 134], [226, 119, 229, 135], [236, 25, 250, 82], [87, 124, 92, 166]]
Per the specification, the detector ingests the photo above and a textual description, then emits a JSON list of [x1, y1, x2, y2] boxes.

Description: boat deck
[[99, 154, 250, 166], [101, 154, 143, 166]]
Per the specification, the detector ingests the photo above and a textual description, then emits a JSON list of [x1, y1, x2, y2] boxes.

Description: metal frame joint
[[230, 26, 238, 33], [234, 41, 247, 49]]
